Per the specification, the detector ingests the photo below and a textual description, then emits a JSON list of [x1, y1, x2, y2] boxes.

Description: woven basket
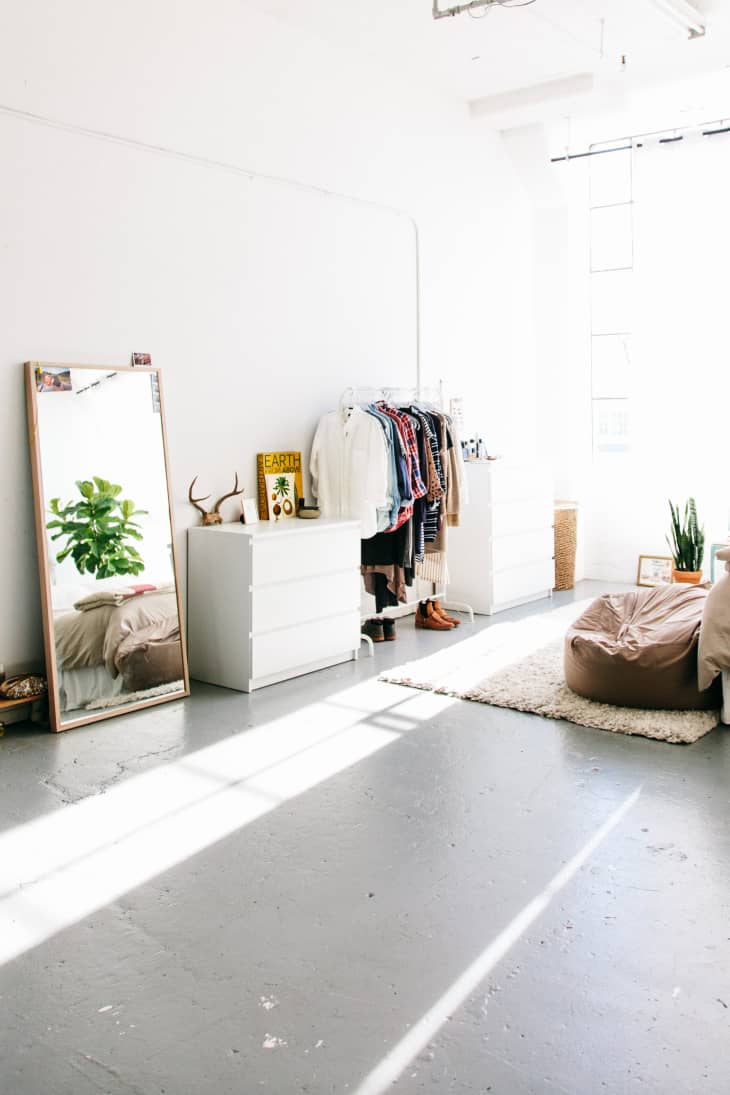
[[554, 501, 578, 591]]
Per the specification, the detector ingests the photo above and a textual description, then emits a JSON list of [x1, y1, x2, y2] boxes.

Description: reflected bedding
[[55, 591, 183, 708], [60, 665, 124, 712]]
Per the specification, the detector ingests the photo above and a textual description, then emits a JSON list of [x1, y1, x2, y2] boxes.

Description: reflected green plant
[[47, 476, 147, 579]]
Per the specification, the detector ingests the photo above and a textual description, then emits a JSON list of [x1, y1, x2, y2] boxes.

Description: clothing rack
[[341, 384, 473, 654], [339, 381, 445, 410]]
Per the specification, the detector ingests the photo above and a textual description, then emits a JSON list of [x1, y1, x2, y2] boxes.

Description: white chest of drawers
[[446, 462, 554, 615], [187, 518, 361, 692]]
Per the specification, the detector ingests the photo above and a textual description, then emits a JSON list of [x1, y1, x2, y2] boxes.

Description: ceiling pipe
[[650, 0, 706, 39], [432, 0, 502, 19]]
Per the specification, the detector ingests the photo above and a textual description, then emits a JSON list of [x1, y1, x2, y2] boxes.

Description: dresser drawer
[[252, 611, 360, 680], [252, 528, 359, 586], [492, 560, 554, 608], [489, 465, 552, 504], [252, 570, 361, 634], [491, 498, 553, 538], [492, 528, 554, 573]]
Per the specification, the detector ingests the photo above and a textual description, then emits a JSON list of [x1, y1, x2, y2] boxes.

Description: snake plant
[[667, 497, 705, 572]]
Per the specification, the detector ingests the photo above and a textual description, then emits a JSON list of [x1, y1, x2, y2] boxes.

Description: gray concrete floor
[[1, 581, 729, 1095]]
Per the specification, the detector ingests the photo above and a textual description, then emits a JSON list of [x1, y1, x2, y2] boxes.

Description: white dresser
[[187, 519, 361, 692], [446, 462, 554, 615]]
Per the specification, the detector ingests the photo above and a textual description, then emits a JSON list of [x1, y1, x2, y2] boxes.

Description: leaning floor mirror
[[26, 362, 189, 731]]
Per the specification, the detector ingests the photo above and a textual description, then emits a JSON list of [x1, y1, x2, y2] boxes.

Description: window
[[589, 144, 633, 455]]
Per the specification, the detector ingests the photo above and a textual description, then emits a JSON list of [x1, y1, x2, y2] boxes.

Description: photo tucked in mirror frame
[[25, 362, 189, 731]]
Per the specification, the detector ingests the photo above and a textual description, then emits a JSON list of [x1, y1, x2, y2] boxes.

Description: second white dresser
[[187, 518, 361, 692], [446, 462, 554, 615]]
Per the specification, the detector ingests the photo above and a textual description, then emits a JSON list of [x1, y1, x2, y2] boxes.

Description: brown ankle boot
[[415, 600, 454, 630], [362, 618, 385, 642], [430, 599, 461, 627]]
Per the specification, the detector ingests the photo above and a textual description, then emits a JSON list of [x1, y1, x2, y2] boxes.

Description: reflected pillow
[[74, 583, 174, 612], [118, 638, 184, 692]]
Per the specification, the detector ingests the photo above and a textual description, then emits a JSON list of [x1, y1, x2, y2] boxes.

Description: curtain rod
[[550, 119, 730, 163], [550, 144, 632, 163]]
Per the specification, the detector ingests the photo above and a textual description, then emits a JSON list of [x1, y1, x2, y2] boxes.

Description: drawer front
[[489, 465, 552, 505], [491, 498, 553, 538], [252, 528, 359, 586], [252, 571, 361, 634], [252, 612, 360, 680], [492, 560, 554, 608], [492, 528, 554, 573]]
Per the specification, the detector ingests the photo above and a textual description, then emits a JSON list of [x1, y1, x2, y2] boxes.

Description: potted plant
[[667, 497, 705, 584]]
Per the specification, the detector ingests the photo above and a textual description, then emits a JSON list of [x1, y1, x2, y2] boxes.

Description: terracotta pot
[[672, 569, 702, 585]]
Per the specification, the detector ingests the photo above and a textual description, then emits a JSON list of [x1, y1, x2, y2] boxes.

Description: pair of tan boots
[[415, 599, 461, 631]]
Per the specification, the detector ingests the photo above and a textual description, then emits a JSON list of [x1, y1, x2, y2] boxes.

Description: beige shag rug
[[380, 601, 719, 745]]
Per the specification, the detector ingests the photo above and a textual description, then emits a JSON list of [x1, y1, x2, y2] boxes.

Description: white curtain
[[631, 131, 730, 540]]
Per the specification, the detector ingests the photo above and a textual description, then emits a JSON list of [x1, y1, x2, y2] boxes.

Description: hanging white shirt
[[310, 408, 391, 539]]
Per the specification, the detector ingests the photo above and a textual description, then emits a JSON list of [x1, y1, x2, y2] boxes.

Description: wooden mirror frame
[[25, 362, 190, 732]]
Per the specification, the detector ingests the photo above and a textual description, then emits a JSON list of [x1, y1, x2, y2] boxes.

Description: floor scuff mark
[[262, 1034, 287, 1049]]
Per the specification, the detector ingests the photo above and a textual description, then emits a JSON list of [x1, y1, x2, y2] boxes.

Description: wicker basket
[[554, 501, 578, 591]]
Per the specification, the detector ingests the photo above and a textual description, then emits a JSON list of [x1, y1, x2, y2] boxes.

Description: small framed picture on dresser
[[240, 497, 259, 524], [637, 554, 673, 587]]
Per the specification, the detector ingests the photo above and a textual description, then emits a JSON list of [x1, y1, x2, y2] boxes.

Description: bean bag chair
[[565, 585, 720, 710]]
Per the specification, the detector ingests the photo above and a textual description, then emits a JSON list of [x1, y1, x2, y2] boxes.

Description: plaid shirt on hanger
[[376, 403, 427, 501]]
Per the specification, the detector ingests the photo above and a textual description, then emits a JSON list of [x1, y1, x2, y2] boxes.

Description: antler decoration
[[188, 477, 213, 523], [188, 473, 243, 526], [212, 473, 244, 520]]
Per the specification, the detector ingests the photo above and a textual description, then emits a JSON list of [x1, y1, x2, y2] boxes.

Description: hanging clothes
[[365, 403, 409, 529], [310, 396, 464, 605], [409, 407, 448, 586], [310, 407, 391, 539]]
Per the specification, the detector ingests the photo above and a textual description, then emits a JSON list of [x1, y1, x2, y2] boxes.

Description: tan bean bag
[[565, 585, 720, 710]]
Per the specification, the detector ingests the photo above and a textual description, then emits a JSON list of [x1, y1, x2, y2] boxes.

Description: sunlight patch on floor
[[380, 600, 594, 694], [0, 677, 457, 967]]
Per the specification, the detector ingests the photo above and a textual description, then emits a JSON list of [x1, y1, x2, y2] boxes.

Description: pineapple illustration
[[271, 475, 294, 519]]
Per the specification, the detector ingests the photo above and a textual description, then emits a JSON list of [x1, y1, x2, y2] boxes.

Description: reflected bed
[[54, 588, 184, 713]]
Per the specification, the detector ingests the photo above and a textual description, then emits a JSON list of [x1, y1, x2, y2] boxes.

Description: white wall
[[500, 125, 590, 579], [0, 0, 528, 669]]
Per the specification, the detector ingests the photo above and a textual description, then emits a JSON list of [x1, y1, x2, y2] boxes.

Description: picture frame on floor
[[637, 554, 673, 587], [710, 543, 729, 584]]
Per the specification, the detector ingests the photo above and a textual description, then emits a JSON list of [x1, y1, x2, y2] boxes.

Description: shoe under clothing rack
[[360, 594, 475, 656]]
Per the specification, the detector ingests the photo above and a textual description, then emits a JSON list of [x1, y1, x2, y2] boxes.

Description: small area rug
[[380, 601, 718, 744], [85, 680, 185, 711]]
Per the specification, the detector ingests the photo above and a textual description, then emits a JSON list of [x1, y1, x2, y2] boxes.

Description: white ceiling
[[247, 0, 730, 121]]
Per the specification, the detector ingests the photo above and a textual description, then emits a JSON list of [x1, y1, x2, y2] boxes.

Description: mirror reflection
[[29, 364, 187, 729]]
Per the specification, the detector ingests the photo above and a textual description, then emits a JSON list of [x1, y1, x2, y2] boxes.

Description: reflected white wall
[[36, 369, 174, 590]]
